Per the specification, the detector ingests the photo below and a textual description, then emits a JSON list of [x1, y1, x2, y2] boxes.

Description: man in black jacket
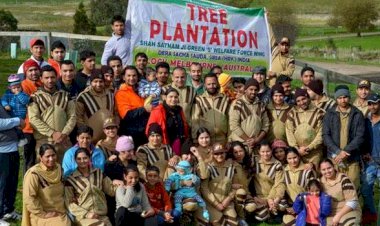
[[322, 85, 365, 189]]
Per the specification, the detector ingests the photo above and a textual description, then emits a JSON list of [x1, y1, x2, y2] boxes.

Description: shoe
[[0, 219, 10, 226], [2, 211, 22, 221], [18, 138, 28, 147]]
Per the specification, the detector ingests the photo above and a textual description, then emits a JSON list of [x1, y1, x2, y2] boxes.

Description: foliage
[[89, 0, 129, 26], [328, 0, 379, 37], [73, 2, 96, 35], [0, 9, 18, 31]]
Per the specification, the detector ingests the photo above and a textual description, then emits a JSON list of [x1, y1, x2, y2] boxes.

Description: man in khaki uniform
[[286, 89, 325, 168], [306, 79, 336, 113], [28, 65, 76, 162], [353, 79, 371, 117], [229, 78, 270, 153]]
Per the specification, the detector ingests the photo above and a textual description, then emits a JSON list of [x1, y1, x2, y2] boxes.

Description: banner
[[126, 0, 271, 77]]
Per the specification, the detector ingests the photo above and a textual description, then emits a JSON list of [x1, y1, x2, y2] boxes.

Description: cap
[[90, 69, 105, 81], [271, 139, 288, 150], [103, 117, 118, 129], [294, 88, 309, 100], [334, 85, 350, 99], [308, 79, 324, 96], [7, 74, 21, 87], [357, 79, 371, 89], [115, 136, 134, 152], [252, 66, 267, 75], [212, 143, 227, 154], [30, 38, 45, 48], [244, 78, 260, 90], [367, 93, 380, 103], [148, 123, 163, 136]]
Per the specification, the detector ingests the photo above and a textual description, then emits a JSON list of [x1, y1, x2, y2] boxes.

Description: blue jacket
[[293, 192, 331, 226], [62, 144, 106, 178]]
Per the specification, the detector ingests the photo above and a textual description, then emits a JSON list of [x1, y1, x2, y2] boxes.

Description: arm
[[62, 99, 76, 135], [75, 97, 86, 126], [0, 117, 20, 131], [102, 174, 117, 197], [267, 164, 285, 200], [320, 193, 332, 217], [141, 186, 153, 211], [23, 172, 47, 217], [228, 101, 249, 140], [136, 148, 148, 181], [161, 186, 173, 212], [307, 112, 323, 150], [16, 92, 30, 105], [64, 182, 89, 219], [152, 82, 161, 97], [277, 57, 295, 77], [200, 177, 220, 208], [1, 93, 10, 108], [292, 194, 305, 214], [138, 83, 146, 97], [191, 98, 202, 141], [116, 186, 136, 208], [28, 100, 54, 137], [322, 113, 341, 155], [343, 113, 365, 154], [101, 39, 115, 65], [285, 112, 299, 149]]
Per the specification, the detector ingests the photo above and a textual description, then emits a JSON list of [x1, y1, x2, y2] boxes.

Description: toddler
[[138, 67, 160, 107]]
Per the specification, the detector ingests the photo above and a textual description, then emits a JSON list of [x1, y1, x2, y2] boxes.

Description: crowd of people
[[0, 14, 379, 226]]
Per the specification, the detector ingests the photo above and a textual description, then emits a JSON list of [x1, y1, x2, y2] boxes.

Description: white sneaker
[[18, 138, 28, 147], [0, 219, 10, 226], [2, 211, 22, 221]]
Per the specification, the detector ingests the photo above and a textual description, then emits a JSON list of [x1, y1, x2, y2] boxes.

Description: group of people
[[0, 14, 378, 226]]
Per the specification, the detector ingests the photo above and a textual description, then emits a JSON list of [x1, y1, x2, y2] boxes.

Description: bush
[[0, 9, 18, 31], [90, 0, 128, 26], [73, 2, 96, 35]]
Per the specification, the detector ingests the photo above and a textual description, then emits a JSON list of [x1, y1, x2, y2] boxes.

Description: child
[[138, 67, 161, 107], [164, 160, 209, 221], [293, 179, 331, 226], [1, 74, 29, 146], [115, 165, 155, 226], [144, 166, 180, 225]]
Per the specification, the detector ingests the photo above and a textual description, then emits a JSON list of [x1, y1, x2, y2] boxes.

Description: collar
[[242, 95, 259, 105], [335, 105, 351, 114]]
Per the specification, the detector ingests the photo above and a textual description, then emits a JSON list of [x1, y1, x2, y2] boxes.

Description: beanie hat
[[101, 65, 114, 75], [294, 88, 309, 100], [115, 136, 134, 152], [244, 78, 260, 90], [148, 123, 163, 136], [334, 85, 350, 99], [176, 160, 192, 174], [271, 139, 288, 150], [271, 84, 285, 96], [218, 73, 232, 88], [308, 79, 324, 95], [7, 74, 21, 87], [90, 69, 105, 81], [23, 59, 40, 73]]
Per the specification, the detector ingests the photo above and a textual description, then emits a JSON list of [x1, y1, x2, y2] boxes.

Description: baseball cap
[[367, 93, 380, 103], [30, 38, 45, 48], [357, 79, 371, 89]]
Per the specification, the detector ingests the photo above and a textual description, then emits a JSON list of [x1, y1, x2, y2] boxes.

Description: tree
[[328, 0, 379, 37], [0, 9, 18, 31], [90, 0, 128, 26], [73, 2, 96, 35]]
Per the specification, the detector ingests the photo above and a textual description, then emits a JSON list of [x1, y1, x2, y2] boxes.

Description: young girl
[[293, 179, 331, 226], [115, 165, 155, 226]]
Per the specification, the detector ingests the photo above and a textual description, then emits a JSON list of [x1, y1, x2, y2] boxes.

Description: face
[[156, 67, 169, 84], [212, 67, 222, 77], [112, 21, 125, 36], [368, 102, 380, 115], [103, 126, 118, 139], [286, 151, 300, 168], [213, 152, 226, 163], [172, 69, 186, 88], [91, 78, 105, 93], [148, 133, 162, 147], [26, 66, 40, 81], [232, 145, 245, 162], [51, 48, 65, 62], [296, 96, 310, 110], [135, 56, 148, 70], [204, 77, 218, 95], [30, 44, 45, 59], [124, 69, 138, 86], [81, 56, 96, 71], [41, 71, 57, 90], [176, 168, 185, 175], [233, 82, 245, 95], [301, 70, 314, 87], [146, 72, 156, 82], [273, 148, 286, 162], [77, 133, 92, 148], [245, 85, 258, 101], [190, 65, 202, 81], [75, 152, 90, 170], [308, 185, 320, 196], [60, 64, 75, 82], [253, 73, 265, 84], [356, 87, 369, 99], [336, 96, 350, 108], [166, 91, 179, 107], [124, 171, 139, 187], [279, 40, 290, 54], [259, 145, 272, 162], [118, 150, 134, 162], [198, 132, 211, 148], [40, 149, 57, 169], [320, 161, 335, 179], [104, 73, 114, 86], [146, 171, 159, 186], [10, 84, 22, 94], [306, 87, 318, 100], [282, 81, 292, 96], [272, 93, 284, 105], [109, 60, 123, 76]]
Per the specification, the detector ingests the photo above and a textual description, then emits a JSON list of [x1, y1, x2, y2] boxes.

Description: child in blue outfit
[[293, 179, 332, 226], [1, 74, 29, 146], [164, 160, 209, 221], [138, 68, 161, 107]]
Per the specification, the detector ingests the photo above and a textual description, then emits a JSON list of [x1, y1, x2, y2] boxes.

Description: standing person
[[322, 85, 365, 189], [268, 36, 295, 87], [209, 65, 223, 77], [18, 38, 49, 74], [252, 66, 271, 105], [22, 144, 71, 226], [28, 65, 76, 163], [156, 62, 170, 88], [286, 89, 325, 169], [232, 77, 246, 100], [116, 66, 151, 147], [319, 159, 361, 225], [57, 60, 82, 99], [96, 117, 119, 160], [76, 69, 115, 144], [101, 65, 115, 92], [353, 79, 371, 117], [135, 52, 149, 79], [107, 56, 124, 90], [300, 67, 315, 89], [307, 79, 336, 113], [276, 75, 295, 106], [229, 78, 270, 153], [0, 106, 24, 226], [75, 50, 96, 91], [186, 62, 204, 95], [48, 40, 66, 76], [218, 73, 236, 101], [361, 93, 380, 224], [192, 73, 230, 144], [101, 15, 129, 66]]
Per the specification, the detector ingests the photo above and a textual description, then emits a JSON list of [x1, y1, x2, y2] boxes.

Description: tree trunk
[[357, 32, 361, 37]]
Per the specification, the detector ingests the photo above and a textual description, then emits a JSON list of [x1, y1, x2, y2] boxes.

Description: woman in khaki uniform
[[65, 148, 118, 226], [319, 159, 361, 226], [199, 143, 244, 226], [22, 144, 71, 226]]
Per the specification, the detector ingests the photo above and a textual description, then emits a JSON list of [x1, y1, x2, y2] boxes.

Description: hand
[[86, 212, 99, 219], [190, 146, 201, 160], [215, 203, 225, 211], [362, 153, 372, 162], [113, 179, 124, 186], [253, 197, 267, 206], [168, 156, 179, 167], [246, 137, 257, 148], [151, 94, 157, 98], [19, 118, 25, 129], [298, 146, 309, 156], [221, 197, 232, 208], [43, 211, 59, 219], [143, 209, 155, 218], [182, 179, 193, 187], [267, 71, 276, 78], [286, 207, 295, 215], [304, 163, 314, 171], [141, 94, 147, 98], [182, 154, 192, 161], [332, 214, 341, 226], [232, 184, 243, 189], [144, 104, 152, 113], [4, 106, 11, 111], [108, 154, 118, 161], [164, 212, 173, 221], [52, 131, 63, 143], [334, 151, 350, 164], [267, 199, 275, 210]]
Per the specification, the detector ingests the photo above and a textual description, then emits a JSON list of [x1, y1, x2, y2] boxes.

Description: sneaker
[[18, 138, 28, 147], [0, 219, 10, 226], [2, 211, 22, 221]]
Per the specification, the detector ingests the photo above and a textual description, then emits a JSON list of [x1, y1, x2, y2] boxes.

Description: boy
[[76, 50, 96, 90], [138, 68, 161, 107]]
